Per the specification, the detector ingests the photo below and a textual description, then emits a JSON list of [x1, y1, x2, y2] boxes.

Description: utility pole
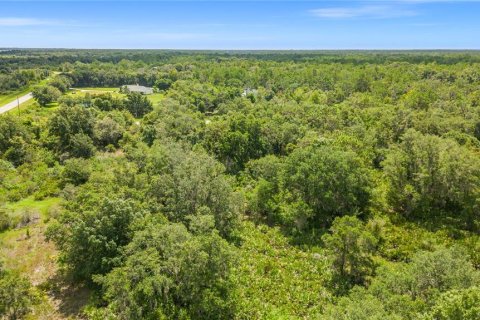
[[17, 95, 20, 115]]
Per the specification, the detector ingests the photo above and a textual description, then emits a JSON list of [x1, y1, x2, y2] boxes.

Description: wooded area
[[1, 50, 480, 319]]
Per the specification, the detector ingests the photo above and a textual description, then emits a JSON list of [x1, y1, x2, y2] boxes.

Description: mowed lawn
[[148, 93, 164, 105], [67, 87, 123, 99], [67, 88, 164, 105]]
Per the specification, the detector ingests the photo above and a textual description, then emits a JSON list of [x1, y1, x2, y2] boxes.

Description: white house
[[121, 84, 154, 95]]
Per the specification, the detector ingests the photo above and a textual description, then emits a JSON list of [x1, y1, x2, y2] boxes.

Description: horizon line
[[2, 48, 480, 51]]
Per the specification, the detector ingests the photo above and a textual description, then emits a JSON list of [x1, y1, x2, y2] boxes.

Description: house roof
[[123, 85, 153, 94]]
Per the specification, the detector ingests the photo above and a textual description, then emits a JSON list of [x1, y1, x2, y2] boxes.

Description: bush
[[0, 267, 39, 319], [98, 222, 235, 320], [322, 216, 379, 289], [0, 207, 11, 232], [69, 133, 96, 158], [32, 85, 61, 106], [94, 116, 124, 148], [62, 158, 91, 186], [426, 287, 480, 320], [280, 145, 371, 229], [124, 92, 152, 118]]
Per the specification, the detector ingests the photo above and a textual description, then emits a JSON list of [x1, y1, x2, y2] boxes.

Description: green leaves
[[48, 104, 96, 158], [124, 92, 153, 118], [32, 85, 62, 107], [281, 145, 371, 229], [384, 129, 480, 229], [99, 222, 235, 320], [0, 267, 39, 320], [426, 287, 480, 320], [47, 197, 143, 280], [322, 216, 379, 289]]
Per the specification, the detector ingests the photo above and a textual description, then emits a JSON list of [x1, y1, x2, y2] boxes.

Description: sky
[[0, 1, 480, 49]]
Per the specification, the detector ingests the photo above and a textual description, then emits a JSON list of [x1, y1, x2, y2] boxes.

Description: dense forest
[[1, 50, 480, 319]]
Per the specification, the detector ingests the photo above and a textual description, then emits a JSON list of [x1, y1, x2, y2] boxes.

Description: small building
[[121, 84, 154, 95]]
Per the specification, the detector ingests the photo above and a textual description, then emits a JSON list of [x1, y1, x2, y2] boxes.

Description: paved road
[[0, 93, 33, 114]]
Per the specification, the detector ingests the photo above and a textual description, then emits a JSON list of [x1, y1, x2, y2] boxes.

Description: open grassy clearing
[[66, 87, 123, 99], [5, 197, 61, 220], [67, 88, 163, 105], [71, 87, 119, 92], [0, 197, 90, 319], [0, 197, 60, 279], [147, 92, 164, 105]]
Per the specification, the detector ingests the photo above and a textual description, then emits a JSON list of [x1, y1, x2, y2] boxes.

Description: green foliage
[[98, 222, 235, 320], [3, 136, 32, 167], [0, 266, 38, 320], [69, 133, 96, 158], [141, 98, 204, 145], [203, 113, 269, 173], [92, 93, 124, 111], [6, 51, 480, 319], [384, 129, 480, 229], [145, 143, 241, 239], [231, 221, 332, 319], [280, 145, 371, 229], [49, 75, 72, 93], [0, 69, 43, 94], [0, 115, 31, 166], [425, 287, 480, 320], [322, 216, 379, 289], [325, 246, 480, 319], [62, 158, 91, 186], [124, 92, 153, 118], [0, 205, 10, 231], [94, 113, 126, 148], [48, 104, 96, 158], [47, 197, 143, 280], [323, 287, 401, 320], [402, 82, 439, 110], [32, 85, 61, 106]]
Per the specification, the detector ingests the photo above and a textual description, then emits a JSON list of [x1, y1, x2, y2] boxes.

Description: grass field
[[5, 197, 61, 220], [148, 93, 164, 105], [0, 197, 60, 283], [0, 196, 90, 319], [68, 88, 164, 105], [67, 87, 123, 99], [70, 87, 119, 92]]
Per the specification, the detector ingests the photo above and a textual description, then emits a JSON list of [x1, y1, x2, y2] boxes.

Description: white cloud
[[310, 5, 417, 19], [0, 18, 59, 27]]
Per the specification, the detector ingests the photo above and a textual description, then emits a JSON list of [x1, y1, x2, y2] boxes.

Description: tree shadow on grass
[[39, 271, 91, 318]]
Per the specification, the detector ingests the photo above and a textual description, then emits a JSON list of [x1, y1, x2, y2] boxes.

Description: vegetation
[[0, 264, 39, 320], [1, 50, 480, 319]]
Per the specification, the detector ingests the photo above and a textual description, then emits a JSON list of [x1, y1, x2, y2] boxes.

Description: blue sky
[[1, 1, 480, 49]]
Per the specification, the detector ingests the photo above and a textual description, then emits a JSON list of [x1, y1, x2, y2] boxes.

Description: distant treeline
[[2, 49, 480, 69]]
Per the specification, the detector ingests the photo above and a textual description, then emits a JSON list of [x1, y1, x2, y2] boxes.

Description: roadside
[[0, 75, 55, 115], [0, 92, 33, 114]]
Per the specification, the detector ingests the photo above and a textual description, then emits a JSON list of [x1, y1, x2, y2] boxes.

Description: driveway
[[0, 93, 33, 114]]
